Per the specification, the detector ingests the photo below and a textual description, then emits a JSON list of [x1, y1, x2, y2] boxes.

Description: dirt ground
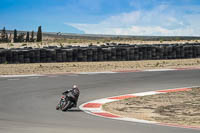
[[103, 87, 200, 127], [0, 58, 200, 75]]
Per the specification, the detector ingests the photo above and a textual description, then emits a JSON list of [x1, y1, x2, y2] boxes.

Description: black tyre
[[60, 98, 71, 111]]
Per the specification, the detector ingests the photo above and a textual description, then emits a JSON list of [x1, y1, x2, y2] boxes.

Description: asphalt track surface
[[0, 70, 200, 133]]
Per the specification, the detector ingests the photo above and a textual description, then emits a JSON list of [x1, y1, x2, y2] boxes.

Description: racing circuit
[[0, 69, 200, 133]]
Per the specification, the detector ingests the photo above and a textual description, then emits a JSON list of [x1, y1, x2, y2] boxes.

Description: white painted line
[[0, 74, 43, 78], [47, 76, 58, 78], [28, 77, 39, 79], [0, 67, 199, 79], [68, 75, 78, 77], [8, 78, 19, 81]]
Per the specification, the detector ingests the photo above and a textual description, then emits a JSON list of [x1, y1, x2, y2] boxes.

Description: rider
[[62, 85, 80, 107]]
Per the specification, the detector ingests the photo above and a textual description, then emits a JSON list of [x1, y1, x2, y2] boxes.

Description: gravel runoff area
[[0, 58, 200, 75], [103, 87, 200, 127]]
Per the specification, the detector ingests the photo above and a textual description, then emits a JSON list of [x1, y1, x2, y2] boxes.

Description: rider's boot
[[73, 102, 77, 107], [56, 104, 60, 110]]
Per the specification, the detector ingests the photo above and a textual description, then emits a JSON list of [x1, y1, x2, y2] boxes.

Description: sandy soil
[[103, 87, 200, 127], [0, 58, 200, 75]]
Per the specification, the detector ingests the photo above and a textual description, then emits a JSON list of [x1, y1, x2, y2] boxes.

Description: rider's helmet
[[73, 85, 78, 89], [72, 85, 79, 95]]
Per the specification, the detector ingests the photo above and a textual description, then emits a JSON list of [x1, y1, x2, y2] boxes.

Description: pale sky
[[1, 0, 200, 36]]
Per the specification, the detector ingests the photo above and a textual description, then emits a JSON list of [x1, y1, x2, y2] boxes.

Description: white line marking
[[28, 77, 39, 79], [47, 76, 58, 78], [68, 75, 78, 76], [0, 74, 43, 78], [8, 78, 19, 80]]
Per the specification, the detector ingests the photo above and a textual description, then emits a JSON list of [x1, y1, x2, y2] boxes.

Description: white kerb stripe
[[81, 108, 104, 112], [90, 99, 118, 104], [131, 91, 164, 96], [117, 117, 158, 124]]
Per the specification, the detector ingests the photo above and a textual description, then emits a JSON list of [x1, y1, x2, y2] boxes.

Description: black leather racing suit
[[63, 87, 80, 106]]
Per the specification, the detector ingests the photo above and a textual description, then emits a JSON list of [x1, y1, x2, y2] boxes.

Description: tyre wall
[[0, 43, 200, 64]]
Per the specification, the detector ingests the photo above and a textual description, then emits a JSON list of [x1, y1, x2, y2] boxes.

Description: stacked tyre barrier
[[0, 43, 200, 64]]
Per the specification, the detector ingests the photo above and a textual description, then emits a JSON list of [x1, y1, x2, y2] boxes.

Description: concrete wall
[[0, 43, 200, 64]]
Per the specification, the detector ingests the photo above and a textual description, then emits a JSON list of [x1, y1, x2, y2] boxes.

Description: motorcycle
[[56, 93, 75, 111]]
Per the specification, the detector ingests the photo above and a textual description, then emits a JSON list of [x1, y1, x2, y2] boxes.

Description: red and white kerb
[[80, 87, 200, 130]]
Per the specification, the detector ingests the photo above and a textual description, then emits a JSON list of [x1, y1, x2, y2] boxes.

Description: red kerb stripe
[[108, 95, 136, 100], [159, 123, 200, 130], [176, 67, 198, 70], [93, 112, 120, 118], [113, 70, 141, 73], [157, 88, 191, 93], [83, 103, 102, 108]]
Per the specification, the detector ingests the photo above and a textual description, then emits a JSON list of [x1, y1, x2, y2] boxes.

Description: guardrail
[[0, 43, 200, 64]]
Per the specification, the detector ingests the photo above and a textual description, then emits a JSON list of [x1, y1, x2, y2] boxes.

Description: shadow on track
[[67, 109, 83, 112]]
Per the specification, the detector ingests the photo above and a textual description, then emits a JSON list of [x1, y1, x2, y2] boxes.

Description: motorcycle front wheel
[[60, 98, 71, 111]]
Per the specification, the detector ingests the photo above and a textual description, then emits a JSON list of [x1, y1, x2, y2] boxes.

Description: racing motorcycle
[[56, 93, 75, 111]]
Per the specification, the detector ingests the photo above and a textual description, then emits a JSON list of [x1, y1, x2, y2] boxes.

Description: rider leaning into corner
[[62, 85, 80, 107]]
